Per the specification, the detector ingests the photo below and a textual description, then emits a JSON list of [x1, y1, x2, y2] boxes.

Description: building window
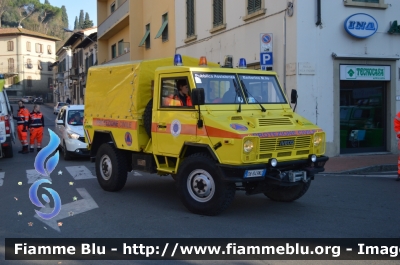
[[48, 77, 53, 91], [118, 39, 123, 56], [48, 62, 52, 71], [110, 2, 116, 13], [155, 13, 169, 42], [27, 76, 32, 87], [26, 41, 31, 52], [8, 58, 14, 73], [7, 41, 14, 51], [344, 0, 387, 8], [47, 45, 52, 54], [38, 60, 43, 70], [35, 43, 43, 53], [186, 0, 195, 38], [26, 58, 32, 69], [247, 0, 261, 14], [111, 44, 116, 59], [139, 24, 151, 49], [213, 0, 224, 27]]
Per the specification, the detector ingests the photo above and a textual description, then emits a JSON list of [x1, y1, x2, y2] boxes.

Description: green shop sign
[[340, 65, 390, 81], [388, 20, 400, 34]]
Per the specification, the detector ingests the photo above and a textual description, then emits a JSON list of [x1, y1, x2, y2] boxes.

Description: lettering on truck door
[[154, 74, 197, 155]]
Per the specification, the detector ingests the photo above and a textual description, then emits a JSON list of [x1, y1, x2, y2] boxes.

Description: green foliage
[[0, 0, 72, 49], [82, 12, 93, 29], [78, 9, 84, 28], [74, 15, 78, 30]]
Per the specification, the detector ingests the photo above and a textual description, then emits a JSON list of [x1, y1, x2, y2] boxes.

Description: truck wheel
[[264, 181, 311, 202], [4, 139, 13, 158], [176, 153, 236, 216], [95, 143, 128, 192], [143, 99, 153, 138]]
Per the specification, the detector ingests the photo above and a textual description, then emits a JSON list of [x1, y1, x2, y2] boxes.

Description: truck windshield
[[238, 74, 286, 104], [193, 73, 244, 104]]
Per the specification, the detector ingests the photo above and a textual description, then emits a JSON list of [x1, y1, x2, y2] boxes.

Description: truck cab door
[[153, 74, 197, 155]]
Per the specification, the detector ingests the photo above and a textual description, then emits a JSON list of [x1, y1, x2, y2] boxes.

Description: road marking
[[65, 166, 96, 180], [27, 169, 52, 184], [0, 172, 4, 186], [34, 188, 99, 232]]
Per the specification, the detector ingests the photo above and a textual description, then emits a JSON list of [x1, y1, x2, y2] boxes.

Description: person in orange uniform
[[28, 104, 44, 152], [13, 100, 30, 154], [394, 111, 400, 181], [171, 80, 192, 107]]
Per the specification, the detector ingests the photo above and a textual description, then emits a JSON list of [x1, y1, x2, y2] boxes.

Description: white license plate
[[244, 169, 266, 178]]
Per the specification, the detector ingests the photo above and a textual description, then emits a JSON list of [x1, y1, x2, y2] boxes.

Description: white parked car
[[54, 102, 68, 115], [55, 105, 88, 160]]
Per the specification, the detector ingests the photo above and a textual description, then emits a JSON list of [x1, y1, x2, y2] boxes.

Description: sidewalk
[[323, 153, 397, 174], [41, 102, 397, 175]]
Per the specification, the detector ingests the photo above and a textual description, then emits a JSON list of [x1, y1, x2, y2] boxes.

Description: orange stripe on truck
[[93, 118, 137, 130]]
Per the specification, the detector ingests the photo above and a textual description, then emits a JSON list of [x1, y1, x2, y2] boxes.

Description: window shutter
[[255, 0, 261, 11], [213, 0, 223, 27], [186, 0, 195, 37]]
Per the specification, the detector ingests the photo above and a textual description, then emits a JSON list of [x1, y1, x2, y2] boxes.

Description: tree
[[78, 9, 84, 29], [44, 0, 49, 4], [82, 12, 93, 29], [0, 0, 12, 27], [61, 5, 67, 28], [74, 15, 78, 30], [38, 2, 60, 32], [15, 0, 41, 28]]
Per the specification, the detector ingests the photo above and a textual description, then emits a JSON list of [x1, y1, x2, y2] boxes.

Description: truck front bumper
[[216, 156, 329, 183]]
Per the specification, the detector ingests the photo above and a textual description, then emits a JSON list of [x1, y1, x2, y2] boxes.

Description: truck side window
[[160, 77, 192, 108]]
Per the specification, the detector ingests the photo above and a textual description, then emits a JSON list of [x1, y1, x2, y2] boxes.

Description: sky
[[41, 0, 97, 30]]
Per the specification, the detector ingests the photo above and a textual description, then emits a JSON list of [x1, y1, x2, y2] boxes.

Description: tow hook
[[280, 171, 309, 183]]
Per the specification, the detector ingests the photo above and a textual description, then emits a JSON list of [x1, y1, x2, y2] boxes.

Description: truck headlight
[[313, 134, 322, 147], [243, 140, 254, 153], [67, 130, 80, 140]]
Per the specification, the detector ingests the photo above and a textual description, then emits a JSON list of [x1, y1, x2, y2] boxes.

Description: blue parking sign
[[260, 52, 273, 66]]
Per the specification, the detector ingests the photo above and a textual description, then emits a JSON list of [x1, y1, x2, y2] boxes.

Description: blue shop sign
[[344, 13, 378, 38]]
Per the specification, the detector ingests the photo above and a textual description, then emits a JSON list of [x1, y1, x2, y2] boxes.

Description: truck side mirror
[[291, 89, 298, 104], [192, 88, 205, 105]]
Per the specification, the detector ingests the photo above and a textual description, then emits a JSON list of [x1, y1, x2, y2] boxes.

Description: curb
[[323, 164, 397, 175]]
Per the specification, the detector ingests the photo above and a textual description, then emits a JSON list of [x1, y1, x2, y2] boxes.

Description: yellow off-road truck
[[84, 55, 328, 215]]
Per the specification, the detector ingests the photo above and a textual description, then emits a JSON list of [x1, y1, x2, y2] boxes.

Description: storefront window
[[340, 80, 386, 153]]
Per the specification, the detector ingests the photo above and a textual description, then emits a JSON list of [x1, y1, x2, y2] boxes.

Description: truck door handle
[[158, 123, 167, 129]]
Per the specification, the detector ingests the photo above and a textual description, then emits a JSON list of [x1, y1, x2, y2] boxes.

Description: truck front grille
[[259, 136, 311, 152]]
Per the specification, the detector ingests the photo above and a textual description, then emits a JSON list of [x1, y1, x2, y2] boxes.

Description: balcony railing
[[118, 42, 130, 56], [98, 0, 129, 39], [57, 73, 64, 83], [70, 68, 79, 80]]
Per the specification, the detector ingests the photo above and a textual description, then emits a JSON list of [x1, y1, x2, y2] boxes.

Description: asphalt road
[[0, 103, 399, 265]]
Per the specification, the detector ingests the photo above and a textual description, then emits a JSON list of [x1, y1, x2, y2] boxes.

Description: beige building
[[54, 28, 97, 104], [0, 27, 60, 99], [97, 0, 176, 64]]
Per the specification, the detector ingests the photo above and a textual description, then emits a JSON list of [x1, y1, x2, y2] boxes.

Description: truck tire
[[95, 143, 128, 192], [4, 139, 13, 158], [176, 153, 236, 216], [264, 181, 311, 202], [143, 99, 153, 138]]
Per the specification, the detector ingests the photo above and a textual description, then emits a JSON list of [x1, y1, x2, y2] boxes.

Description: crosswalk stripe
[[27, 169, 51, 184], [0, 172, 4, 186], [65, 166, 96, 180]]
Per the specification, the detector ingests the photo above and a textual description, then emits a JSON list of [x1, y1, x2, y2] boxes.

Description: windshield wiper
[[240, 80, 266, 112], [233, 79, 241, 113]]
